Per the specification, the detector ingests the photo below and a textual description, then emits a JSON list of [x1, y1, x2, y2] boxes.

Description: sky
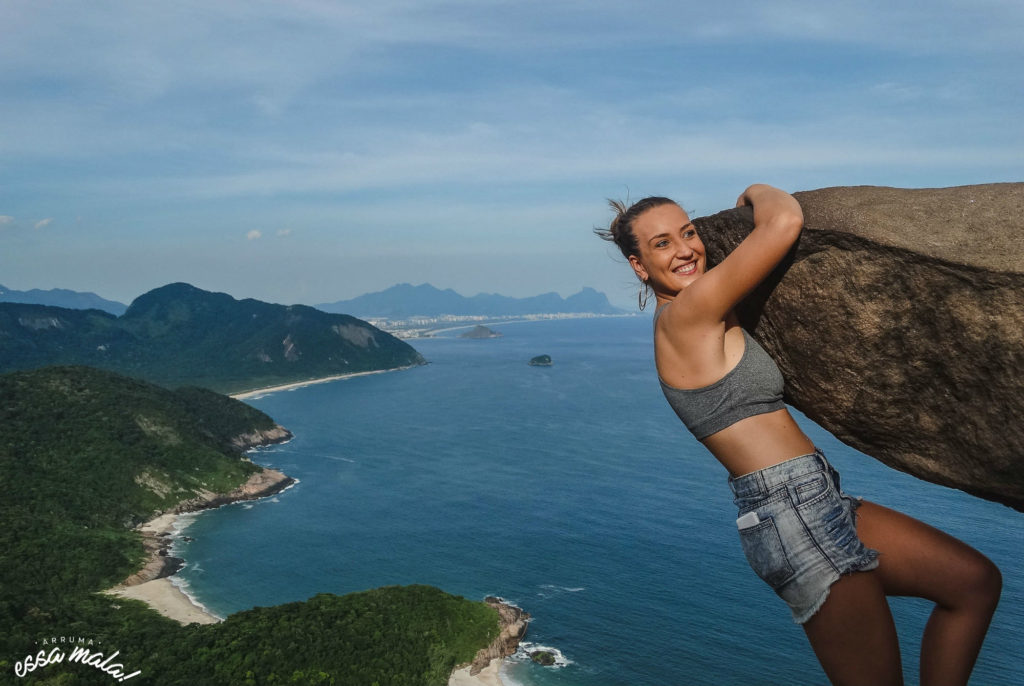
[[1, 1, 1022, 310]]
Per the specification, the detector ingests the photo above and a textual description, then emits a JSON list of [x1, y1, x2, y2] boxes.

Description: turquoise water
[[174, 317, 1023, 685]]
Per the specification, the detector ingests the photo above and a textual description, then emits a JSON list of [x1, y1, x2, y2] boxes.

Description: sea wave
[[169, 575, 224, 621], [266, 448, 356, 463], [538, 584, 585, 596]]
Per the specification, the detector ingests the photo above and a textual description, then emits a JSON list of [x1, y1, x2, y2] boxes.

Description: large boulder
[[693, 183, 1024, 511]]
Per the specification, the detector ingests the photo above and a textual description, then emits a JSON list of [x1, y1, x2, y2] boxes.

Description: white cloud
[[34, 218, 52, 229], [246, 229, 262, 240], [0, 216, 13, 225], [276, 228, 293, 237]]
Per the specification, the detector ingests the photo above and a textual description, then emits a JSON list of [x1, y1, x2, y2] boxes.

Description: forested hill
[[0, 365, 501, 685], [0, 282, 425, 393]]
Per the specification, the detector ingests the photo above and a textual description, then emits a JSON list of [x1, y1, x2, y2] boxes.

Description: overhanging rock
[[693, 183, 1024, 511]]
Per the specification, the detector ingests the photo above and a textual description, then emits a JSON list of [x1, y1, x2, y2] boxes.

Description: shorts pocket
[[738, 515, 795, 590], [792, 472, 829, 505]]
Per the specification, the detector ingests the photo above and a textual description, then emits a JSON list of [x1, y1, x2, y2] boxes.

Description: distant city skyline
[[2, 1, 1022, 309]]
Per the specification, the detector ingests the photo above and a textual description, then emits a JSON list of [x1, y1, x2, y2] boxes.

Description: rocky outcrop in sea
[[693, 183, 1024, 511]]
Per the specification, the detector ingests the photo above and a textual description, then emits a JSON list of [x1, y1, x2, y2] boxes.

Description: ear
[[628, 254, 649, 283]]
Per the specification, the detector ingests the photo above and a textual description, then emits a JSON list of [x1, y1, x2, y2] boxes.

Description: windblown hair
[[594, 196, 678, 260]]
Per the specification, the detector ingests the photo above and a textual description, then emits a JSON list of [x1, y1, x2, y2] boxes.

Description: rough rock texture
[[231, 424, 293, 451], [467, 597, 530, 675], [169, 467, 295, 515], [120, 533, 185, 586], [692, 183, 1024, 511]]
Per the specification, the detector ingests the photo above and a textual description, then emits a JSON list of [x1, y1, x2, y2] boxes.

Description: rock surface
[[230, 424, 293, 451], [169, 467, 295, 516], [466, 597, 530, 676], [692, 183, 1024, 511]]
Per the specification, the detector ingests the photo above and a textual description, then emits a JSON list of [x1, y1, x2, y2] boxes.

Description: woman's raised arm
[[665, 184, 803, 326]]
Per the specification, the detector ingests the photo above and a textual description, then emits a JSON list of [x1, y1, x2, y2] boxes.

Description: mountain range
[[0, 282, 128, 315], [0, 282, 424, 393], [317, 283, 625, 318]]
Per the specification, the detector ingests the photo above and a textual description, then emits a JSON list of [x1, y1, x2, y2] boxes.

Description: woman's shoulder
[[653, 298, 731, 358], [653, 293, 725, 336]]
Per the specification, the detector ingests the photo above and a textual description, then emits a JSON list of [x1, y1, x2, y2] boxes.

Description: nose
[[676, 240, 694, 258]]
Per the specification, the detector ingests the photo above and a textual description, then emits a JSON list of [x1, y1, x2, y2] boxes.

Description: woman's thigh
[[854, 500, 1000, 605]]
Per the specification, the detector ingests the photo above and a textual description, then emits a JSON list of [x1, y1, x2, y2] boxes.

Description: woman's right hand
[[735, 184, 804, 227], [735, 184, 767, 207]]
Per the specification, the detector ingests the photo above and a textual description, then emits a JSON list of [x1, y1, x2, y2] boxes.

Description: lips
[[673, 261, 698, 275]]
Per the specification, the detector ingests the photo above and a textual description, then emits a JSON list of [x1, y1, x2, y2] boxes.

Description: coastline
[[230, 364, 420, 400], [101, 466, 296, 625], [449, 598, 530, 686], [449, 659, 504, 686], [419, 312, 637, 337]]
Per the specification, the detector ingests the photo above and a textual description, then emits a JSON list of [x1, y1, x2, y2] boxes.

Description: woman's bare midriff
[[701, 408, 817, 477]]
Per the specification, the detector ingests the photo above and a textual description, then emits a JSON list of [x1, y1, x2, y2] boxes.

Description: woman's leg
[[801, 566, 904, 686], [851, 500, 1001, 686], [800, 499, 1001, 686]]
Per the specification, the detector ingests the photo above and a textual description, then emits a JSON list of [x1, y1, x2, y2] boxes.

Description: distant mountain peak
[[0, 283, 128, 316], [1, 282, 425, 392], [317, 283, 625, 319]]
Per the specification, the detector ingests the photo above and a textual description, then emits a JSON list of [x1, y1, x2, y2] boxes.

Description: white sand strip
[[448, 659, 505, 686], [230, 366, 415, 400], [104, 578, 220, 625]]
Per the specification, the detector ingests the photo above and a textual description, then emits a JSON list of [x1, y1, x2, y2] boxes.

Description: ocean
[[172, 316, 1023, 686]]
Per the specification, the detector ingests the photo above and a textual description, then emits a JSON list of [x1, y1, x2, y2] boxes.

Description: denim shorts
[[728, 449, 880, 624]]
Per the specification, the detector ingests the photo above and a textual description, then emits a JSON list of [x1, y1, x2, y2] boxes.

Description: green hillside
[[0, 282, 426, 393], [0, 366, 498, 685]]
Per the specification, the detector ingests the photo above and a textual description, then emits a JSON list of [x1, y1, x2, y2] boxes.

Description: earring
[[638, 283, 649, 311]]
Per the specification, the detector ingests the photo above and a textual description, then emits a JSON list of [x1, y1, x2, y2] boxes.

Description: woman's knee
[[939, 548, 1002, 614], [856, 501, 1000, 612], [959, 554, 1002, 612]]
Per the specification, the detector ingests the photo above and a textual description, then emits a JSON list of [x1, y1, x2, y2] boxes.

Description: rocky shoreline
[[468, 598, 531, 675], [105, 426, 295, 619], [119, 465, 296, 588]]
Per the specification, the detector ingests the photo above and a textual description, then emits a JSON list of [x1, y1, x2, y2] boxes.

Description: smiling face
[[627, 203, 706, 302]]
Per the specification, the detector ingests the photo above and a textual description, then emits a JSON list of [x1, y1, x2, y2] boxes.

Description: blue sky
[[1, 1, 1021, 309]]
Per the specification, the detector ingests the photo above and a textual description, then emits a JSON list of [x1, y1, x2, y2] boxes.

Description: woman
[[597, 184, 1001, 686]]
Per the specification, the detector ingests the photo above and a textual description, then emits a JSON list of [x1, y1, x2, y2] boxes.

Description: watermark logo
[[14, 636, 141, 682]]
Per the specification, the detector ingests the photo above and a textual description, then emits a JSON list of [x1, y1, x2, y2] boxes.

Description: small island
[[460, 325, 502, 339], [530, 650, 556, 666], [528, 354, 552, 366]]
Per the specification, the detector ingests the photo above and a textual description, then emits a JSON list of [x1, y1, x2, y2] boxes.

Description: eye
[[683, 228, 697, 239], [655, 239, 670, 248]]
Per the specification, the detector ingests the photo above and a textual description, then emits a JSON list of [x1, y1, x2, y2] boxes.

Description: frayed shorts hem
[[791, 554, 881, 625]]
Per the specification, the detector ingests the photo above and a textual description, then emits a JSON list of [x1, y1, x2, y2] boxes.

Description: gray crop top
[[654, 308, 786, 440]]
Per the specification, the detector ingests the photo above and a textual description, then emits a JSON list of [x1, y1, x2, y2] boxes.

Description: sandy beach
[[101, 468, 294, 626], [101, 512, 221, 625], [230, 365, 416, 400], [106, 577, 220, 625], [448, 658, 506, 686]]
